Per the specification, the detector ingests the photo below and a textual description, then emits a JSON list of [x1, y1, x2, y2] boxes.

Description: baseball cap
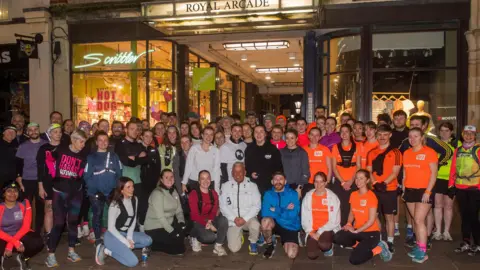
[[47, 123, 62, 134], [463, 125, 477, 133], [3, 125, 16, 133], [264, 113, 275, 122], [27, 122, 39, 128]]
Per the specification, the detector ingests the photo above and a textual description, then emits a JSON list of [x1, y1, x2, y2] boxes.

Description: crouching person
[[261, 172, 301, 259], [95, 177, 152, 267], [220, 162, 261, 255], [189, 170, 228, 256], [0, 182, 44, 270], [144, 169, 187, 255], [302, 172, 341, 259]]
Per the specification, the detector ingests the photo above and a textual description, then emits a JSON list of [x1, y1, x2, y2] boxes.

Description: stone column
[[467, 0, 480, 129]]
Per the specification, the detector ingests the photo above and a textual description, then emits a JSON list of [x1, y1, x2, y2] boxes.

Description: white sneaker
[[77, 226, 83, 239], [191, 237, 202, 252], [432, 231, 443, 241], [213, 244, 227, 256], [82, 224, 90, 237], [443, 232, 453, 241]]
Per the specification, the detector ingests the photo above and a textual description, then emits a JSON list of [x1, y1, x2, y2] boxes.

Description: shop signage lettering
[[186, 0, 270, 12], [97, 89, 117, 111], [74, 50, 154, 69], [0, 51, 11, 64]]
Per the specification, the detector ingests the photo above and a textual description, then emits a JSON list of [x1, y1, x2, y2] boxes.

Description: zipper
[[237, 183, 240, 217], [277, 192, 281, 210]]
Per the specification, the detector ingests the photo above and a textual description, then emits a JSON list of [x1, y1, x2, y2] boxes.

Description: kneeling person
[[261, 172, 301, 259]]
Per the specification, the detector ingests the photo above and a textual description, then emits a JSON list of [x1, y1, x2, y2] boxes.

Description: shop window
[[219, 70, 233, 115], [72, 72, 141, 125], [187, 53, 212, 122], [372, 30, 458, 134], [146, 71, 173, 126], [0, 0, 10, 21], [148, 41, 173, 69], [240, 81, 246, 113]]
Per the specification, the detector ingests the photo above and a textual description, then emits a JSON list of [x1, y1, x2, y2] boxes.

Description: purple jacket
[[319, 132, 341, 151]]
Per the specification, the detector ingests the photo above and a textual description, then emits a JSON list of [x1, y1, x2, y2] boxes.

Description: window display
[[72, 40, 175, 125]]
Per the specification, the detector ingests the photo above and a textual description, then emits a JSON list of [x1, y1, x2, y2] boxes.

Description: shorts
[[374, 190, 398, 215], [433, 179, 449, 195], [403, 188, 434, 204], [274, 223, 299, 245]]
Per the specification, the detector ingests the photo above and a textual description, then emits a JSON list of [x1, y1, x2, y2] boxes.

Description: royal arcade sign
[[74, 50, 154, 69], [184, 0, 270, 13]]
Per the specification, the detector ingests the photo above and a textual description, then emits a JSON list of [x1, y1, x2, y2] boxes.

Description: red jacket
[[188, 189, 219, 226], [0, 200, 32, 251]]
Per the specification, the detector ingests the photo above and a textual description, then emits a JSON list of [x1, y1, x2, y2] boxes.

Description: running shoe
[[394, 228, 400, 237], [1, 256, 6, 270], [324, 248, 334, 257], [87, 231, 96, 244], [404, 236, 416, 248], [249, 243, 258, 256], [432, 231, 442, 241], [411, 249, 428, 263], [15, 254, 30, 270], [407, 246, 419, 258], [257, 234, 265, 247], [45, 254, 58, 268], [95, 243, 106, 266], [263, 243, 275, 259], [468, 245, 479, 257], [82, 224, 90, 237], [213, 244, 227, 256], [443, 232, 453, 241], [387, 241, 395, 254], [377, 240, 393, 262], [454, 242, 470, 253], [67, 251, 82, 263], [191, 237, 202, 252]]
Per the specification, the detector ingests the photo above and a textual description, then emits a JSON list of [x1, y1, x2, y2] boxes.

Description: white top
[[108, 197, 136, 248], [219, 139, 247, 182], [220, 178, 261, 227], [182, 143, 221, 192], [301, 189, 341, 237]]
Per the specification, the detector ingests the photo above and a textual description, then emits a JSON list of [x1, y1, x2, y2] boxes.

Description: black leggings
[[306, 230, 334, 259], [145, 221, 186, 255], [77, 189, 90, 227], [0, 231, 44, 258], [456, 189, 480, 245], [328, 179, 356, 226], [334, 230, 380, 265], [22, 180, 44, 233]]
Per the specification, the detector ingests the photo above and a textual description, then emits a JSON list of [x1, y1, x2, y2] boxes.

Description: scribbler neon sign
[[74, 50, 154, 69]]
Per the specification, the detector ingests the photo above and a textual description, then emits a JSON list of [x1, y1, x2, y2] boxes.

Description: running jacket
[[245, 142, 283, 194], [84, 151, 123, 197], [301, 189, 341, 237], [141, 145, 162, 193], [220, 178, 261, 227], [0, 200, 32, 251], [261, 185, 301, 231], [0, 139, 17, 187], [280, 147, 310, 186], [115, 138, 149, 185]]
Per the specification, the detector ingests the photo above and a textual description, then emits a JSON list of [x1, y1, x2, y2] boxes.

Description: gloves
[[447, 186, 456, 199], [373, 182, 387, 193]]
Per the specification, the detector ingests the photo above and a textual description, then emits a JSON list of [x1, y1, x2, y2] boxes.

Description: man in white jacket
[[301, 171, 341, 259], [220, 162, 261, 255]]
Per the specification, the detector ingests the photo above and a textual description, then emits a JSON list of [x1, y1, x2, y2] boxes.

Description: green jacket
[[144, 187, 184, 233]]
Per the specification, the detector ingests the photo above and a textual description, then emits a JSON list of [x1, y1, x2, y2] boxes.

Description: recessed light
[[288, 52, 296, 60], [256, 67, 303, 73], [265, 74, 271, 80], [293, 61, 300, 67], [223, 41, 290, 51], [241, 54, 248, 61], [250, 63, 257, 68], [297, 20, 307, 24]]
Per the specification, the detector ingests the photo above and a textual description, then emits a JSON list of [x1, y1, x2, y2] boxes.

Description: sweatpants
[[226, 217, 260, 253], [456, 189, 480, 245], [306, 230, 334, 259], [190, 216, 228, 245], [48, 188, 83, 252], [89, 195, 107, 245], [329, 179, 356, 226], [104, 231, 152, 268], [0, 231, 44, 258], [334, 230, 380, 265], [145, 221, 186, 255], [23, 180, 44, 232]]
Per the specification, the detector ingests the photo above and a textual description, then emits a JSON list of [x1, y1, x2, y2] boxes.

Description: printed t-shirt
[[350, 190, 380, 232], [403, 146, 438, 189], [312, 193, 329, 230], [367, 147, 402, 191], [331, 143, 359, 182], [304, 144, 332, 184], [358, 140, 379, 169], [0, 203, 23, 236]]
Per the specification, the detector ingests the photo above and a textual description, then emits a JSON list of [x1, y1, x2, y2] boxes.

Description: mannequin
[[344, 100, 353, 115], [408, 100, 434, 132]]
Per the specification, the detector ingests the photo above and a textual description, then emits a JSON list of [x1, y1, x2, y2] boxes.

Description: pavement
[[5, 206, 480, 270]]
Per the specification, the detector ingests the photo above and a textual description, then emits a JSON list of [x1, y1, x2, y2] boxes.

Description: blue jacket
[[261, 185, 300, 231], [84, 151, 123, 196]]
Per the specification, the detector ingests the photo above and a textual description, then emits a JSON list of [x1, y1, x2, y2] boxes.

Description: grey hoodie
[[280, 147, 310, 186]]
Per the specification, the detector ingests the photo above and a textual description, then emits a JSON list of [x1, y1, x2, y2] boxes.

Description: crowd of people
[[0, 106, 478, 269]]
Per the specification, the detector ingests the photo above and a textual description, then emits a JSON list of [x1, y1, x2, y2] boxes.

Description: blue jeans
[[89, 195, 106, 245], [104, 231, 152, 267]]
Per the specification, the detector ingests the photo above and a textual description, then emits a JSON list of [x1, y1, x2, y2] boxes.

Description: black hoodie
[[245, 141, 283, 195]]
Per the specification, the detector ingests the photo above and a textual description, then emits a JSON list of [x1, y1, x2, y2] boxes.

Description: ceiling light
[[241, 54, 248, 61], [256, 67, 303, 73], [223, 41, 290, 51], [265, 74, 271, 80], [250, 63, 257, 68], [293, 61, 300, 67], [288, 52, 296, 60], [271, 80, 275, 83], [297, 20, 307, 24]]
